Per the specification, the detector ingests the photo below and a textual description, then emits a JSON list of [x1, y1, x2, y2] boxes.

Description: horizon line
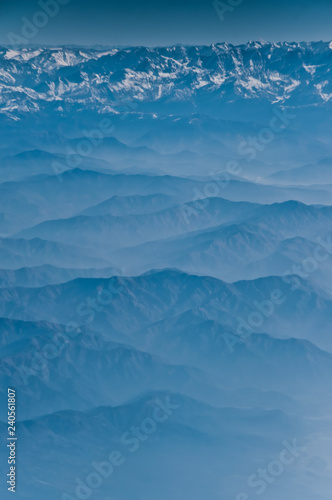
[[1, 40, 332, 51]]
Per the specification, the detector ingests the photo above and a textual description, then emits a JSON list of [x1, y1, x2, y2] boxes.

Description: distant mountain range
[[1, 42, 332, 120], [0, 42, 331, 500]]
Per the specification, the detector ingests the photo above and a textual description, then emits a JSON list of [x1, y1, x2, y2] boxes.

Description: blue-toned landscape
[[1, 40, 332, 499]]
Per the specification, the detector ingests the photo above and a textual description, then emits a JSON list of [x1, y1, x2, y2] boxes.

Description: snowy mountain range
[[0, 42, 332, 500], [1, 42, 332, 120]]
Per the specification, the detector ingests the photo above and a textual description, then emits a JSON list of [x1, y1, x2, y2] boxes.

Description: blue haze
[[0, 42, 332, 499]]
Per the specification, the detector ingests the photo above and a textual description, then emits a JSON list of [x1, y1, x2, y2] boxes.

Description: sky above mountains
[[1, 0, 332, 47]]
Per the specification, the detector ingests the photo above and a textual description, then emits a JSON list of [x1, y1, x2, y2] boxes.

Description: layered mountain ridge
[[0, 42, 331, 500]]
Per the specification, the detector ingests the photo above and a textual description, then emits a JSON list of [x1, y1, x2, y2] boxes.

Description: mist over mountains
[[0, 43, 332, 499]]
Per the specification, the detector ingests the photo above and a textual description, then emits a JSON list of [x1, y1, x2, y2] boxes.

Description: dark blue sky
[[1, 0, 332, 47]]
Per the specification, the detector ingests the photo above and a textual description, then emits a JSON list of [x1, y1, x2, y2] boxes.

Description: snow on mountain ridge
[[1, 42, 332, 118]]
